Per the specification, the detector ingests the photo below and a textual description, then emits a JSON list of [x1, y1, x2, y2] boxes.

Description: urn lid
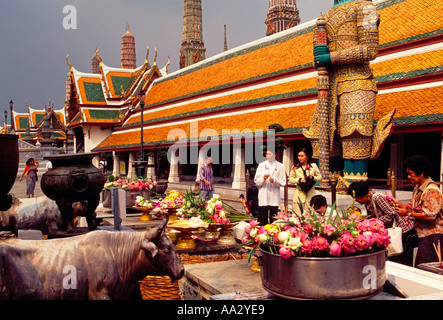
[[44, 152, 100, 167]]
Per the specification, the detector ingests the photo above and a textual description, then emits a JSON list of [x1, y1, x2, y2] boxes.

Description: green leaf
[[327, 201, 336, 224], [247, 245, 258, 264]]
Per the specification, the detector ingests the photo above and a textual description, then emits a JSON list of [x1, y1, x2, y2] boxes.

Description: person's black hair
[[347, 181, 370, 198], [295, 147, 313, 168], [26, 158, 35, 166], [404, 155, 432, 178], [309, 194, 327, 208]]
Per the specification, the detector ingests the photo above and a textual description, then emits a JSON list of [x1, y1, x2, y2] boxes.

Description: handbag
[[298, 176, 315, 193], [386, 222, 403, 257], [298, 167, 316, 193], [371, 198, 403, 257]]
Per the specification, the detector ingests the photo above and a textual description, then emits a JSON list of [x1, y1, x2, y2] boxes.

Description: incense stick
[[433, 240, 442, 269]]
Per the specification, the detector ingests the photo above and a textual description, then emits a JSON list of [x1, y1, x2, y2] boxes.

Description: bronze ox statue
[[0, 217, 184, 299], [0, 196, 91, 238]]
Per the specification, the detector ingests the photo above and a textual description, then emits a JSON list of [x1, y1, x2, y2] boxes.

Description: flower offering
[[158, 190, 185, 209], [205, 194, 230, 224], [135, 195, 154, 208], [104, 178, 157, 191], [242, 204, 390, 259]]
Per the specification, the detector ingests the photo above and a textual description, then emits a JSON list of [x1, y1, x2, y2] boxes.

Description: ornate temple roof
[[12, 104, 67, 141], [93, 0, 442, 152], [65, 47, 167, 129]]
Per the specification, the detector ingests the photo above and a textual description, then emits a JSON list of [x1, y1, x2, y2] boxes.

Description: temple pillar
[[147, 155, 156, 180], [282, 145, 294, 177], [168, 155, 180, 183], [112, 151, 120, 178], [92, 156, 100, 171], [232, 143, 246, 190], [195, 148, 206, 182], [127, 152, 136, 179]]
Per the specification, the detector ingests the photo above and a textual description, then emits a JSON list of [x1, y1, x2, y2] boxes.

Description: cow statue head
[[141, 216, 184, 281]]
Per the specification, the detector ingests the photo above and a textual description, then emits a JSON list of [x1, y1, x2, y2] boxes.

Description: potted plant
[[241, 202, 389, 299]]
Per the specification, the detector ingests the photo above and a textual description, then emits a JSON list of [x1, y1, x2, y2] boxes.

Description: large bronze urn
[[0, 134, 19, 211], [41, 153, 105, 234]]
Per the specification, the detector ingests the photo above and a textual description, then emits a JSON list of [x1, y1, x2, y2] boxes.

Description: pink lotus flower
[[312, 236, 329, 251], [354, 234, 370, 251], [323, 224, 336, 236], [363, 231, 375, 247], [249, 220, 259, 228], [301, 239, 314, 254], [374, 229, 391, 247], [386, 194, 393, 202], [329, 242, 342, 256], [287, 226, 298, 236], [367, 218, 384, 233], [340, 232, 356, 254], [305, 164, 311, 170], [303, 224, 314, 234], [279, 246, 295, 259]]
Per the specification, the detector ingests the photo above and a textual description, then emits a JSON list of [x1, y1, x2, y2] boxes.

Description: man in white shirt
[[254, 150, 286, 225]]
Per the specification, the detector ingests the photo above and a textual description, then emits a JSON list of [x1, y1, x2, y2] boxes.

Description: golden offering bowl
[[168, 220, 208, 249], [135, 206, 153, 221]]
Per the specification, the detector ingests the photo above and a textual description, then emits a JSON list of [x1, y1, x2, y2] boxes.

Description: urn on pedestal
[[41, 153, 105, 236]]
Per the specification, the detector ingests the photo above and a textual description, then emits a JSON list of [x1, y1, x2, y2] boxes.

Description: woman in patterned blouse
[[392, 155, 443, 266]]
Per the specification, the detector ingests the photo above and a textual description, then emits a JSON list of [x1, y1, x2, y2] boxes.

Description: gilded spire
[[265, 0, 300, 36], [224, 24, 228, 51], [121, 23, 136, 69], [91, 47, 101, 74], [180, 0, 206, 68]]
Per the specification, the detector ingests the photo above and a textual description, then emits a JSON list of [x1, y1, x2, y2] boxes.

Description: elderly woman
[[289, 148, 321, 213], [392, 155, 443, 266]]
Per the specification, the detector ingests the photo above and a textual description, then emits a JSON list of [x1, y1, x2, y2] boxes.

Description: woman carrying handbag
[[289, 148, 321, 213]]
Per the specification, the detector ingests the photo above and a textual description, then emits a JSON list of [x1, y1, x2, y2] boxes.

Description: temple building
[[10, 101, 67, 148], [265, 0, 300, 36], [180, 0, 206, 69], [90, 0, 442, 187], [64, 25, 169, 173]]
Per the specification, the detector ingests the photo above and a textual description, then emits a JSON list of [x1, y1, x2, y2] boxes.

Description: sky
[[0, 0, 331, 116]]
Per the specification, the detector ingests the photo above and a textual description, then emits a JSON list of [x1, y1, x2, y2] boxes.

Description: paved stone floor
[[10, 175, 45, 199]]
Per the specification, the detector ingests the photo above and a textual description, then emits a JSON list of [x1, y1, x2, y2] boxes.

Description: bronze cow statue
[[0, 217, 184, 299]]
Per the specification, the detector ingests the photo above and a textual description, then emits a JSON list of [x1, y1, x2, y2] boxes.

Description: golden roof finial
[[145, 45, 150, 64], [153, 47, 158, 66], [66, 54, 73, 71], [126, 23, 130, 33]]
